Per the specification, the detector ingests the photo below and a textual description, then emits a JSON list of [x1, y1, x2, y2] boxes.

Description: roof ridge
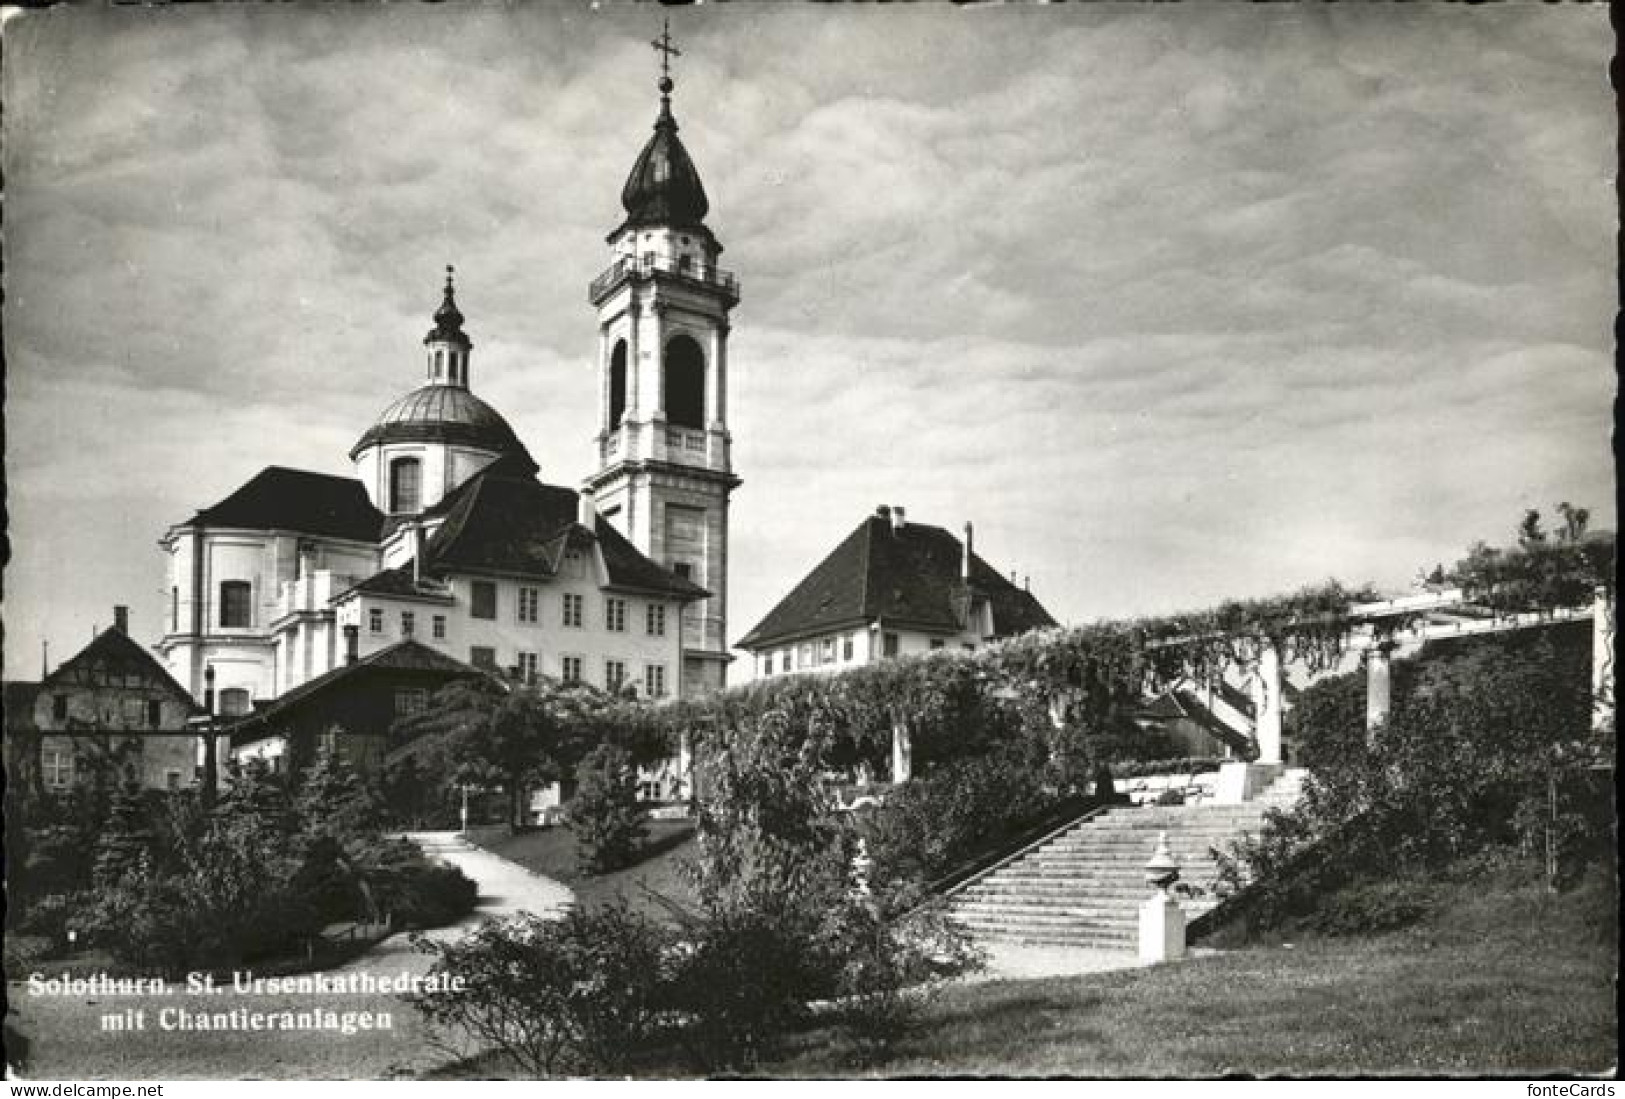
[[857, 515, 875, 620]]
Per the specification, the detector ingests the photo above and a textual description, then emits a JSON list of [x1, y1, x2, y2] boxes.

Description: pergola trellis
[[1154, 586, 1615, 767]]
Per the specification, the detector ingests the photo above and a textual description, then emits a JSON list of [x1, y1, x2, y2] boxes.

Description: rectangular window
[[394, 688, 429, 717], [843, 635, 855, 661], [166, 769, 183, 791], [883, 632, 900, 658], [605, 659, 626, 692], [780, 650, 791, 674], [52, 694, 68, 722], [605, 597, 627, 633], [369, 608, 385, 635], [471, 580, 497, 620], [147, 699, 162, 727], [800, 643, 813, 668], [561, 655, 583, 684], [761, 655, 773, 678], [44, 749, 72, 789], [517, 651, 538, 685], [647, 604, 666, 636], [562, 550, 586, 579], [470, 646, 497, 671], [562, 592, 584, 628], [821, 638, 836, 664], [121, 698, 145, 727], [929, 638, 946, 651], [644, 664, 667, 699], [432, 614, 447, 640], [518, 587, 539, 624], [672, 561, 693, 581], [219, 580, 252, 628], [401, 611, 416, 637]]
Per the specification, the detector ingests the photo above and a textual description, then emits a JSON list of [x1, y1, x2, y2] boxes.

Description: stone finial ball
[[658, 76, 674, 94]]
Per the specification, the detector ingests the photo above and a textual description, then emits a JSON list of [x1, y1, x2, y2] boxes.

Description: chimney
[[579, 490, 598, 529], [343, 624, 360, 665], [962, 522, 974, 581], [113, 605, 129, 634], [891, 506, 906, 532], [203, 663, 216, 716]]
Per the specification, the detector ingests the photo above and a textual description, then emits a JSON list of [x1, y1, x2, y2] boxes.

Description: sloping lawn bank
[[764, 866, 1617, 1077], [431, 862, 1614, 1077], [465, 820, 697, 922]]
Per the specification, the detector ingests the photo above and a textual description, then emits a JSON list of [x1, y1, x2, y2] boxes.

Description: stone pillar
[[627, 302, 642, 422], [1365, 639, 1395, 735], [677, 729, 694, 802], [890, 718, 912, 785], [1253, 640, 1283, 765], [1139, 833, 1186, 965], [1593, 586, 1615, 733]]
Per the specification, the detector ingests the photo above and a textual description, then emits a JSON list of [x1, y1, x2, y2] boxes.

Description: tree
[[392, 678, 626, 831], [568, 743, 646, 874]]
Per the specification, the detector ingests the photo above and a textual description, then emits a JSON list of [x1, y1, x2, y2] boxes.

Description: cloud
[[2, 3, 1613, 675]]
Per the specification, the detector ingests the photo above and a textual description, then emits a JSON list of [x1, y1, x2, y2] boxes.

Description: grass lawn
[[429, 859, 1617, 1078], [763, 866, 1618, 1077], [466, 820, 698, 922]]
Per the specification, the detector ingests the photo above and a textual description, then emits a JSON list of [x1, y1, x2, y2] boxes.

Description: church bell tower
[[584, 23, 740, 696]]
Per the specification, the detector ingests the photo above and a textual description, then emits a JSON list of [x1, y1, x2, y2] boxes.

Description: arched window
[[609, 340, 628, 428], [390, 456, 422, 514], [664, 335, 705, 430]]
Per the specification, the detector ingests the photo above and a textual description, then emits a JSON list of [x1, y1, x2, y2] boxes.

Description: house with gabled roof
[[227, 639, 491, 777], [5, 606, 202, 795], [738, 505, 1058, 679]]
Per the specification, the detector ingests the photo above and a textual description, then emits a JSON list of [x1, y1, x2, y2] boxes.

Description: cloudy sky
[[2, 3, 1613, 680]]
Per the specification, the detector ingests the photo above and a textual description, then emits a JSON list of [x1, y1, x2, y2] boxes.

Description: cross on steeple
[[651, 17, 681, 86]]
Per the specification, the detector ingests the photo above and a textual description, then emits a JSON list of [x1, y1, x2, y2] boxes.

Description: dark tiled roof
[[414, 466, 707, 600], [344, 567, 455, 602], [184, 466, 383, 543], [227, 639, 483, 741], [40, 629, 199, 711], [4, 682, 41, 730], [738, 514, 1058, 649], [619, 97, 710, 232]]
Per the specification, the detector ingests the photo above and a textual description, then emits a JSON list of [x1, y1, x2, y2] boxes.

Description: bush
[[864, 750, 1064, 887], [379, 860, 478, 930], [4, 934, 56, 971], [410, 903, 673, 1077], [569, 743, 647, 875], [1306, 879, 1432, 936]]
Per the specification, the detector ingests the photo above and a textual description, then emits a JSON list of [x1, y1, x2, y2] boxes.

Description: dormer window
[[390, 456, 422, 514]]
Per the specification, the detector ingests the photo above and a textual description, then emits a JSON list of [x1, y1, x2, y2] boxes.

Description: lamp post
[[460, 783, 470, 834], [200, 664, 218, 811]]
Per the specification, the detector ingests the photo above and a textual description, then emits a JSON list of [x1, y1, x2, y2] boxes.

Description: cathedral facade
[[154, 63, 737, 734]]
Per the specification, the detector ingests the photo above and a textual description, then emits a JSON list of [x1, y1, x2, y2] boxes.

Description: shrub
[[410, 903, 673, 1077], [569, 743, 647, 875], [4, 934, 56, 971], [1306, 879, 1432, 936], [864, 750, 1063, 887]]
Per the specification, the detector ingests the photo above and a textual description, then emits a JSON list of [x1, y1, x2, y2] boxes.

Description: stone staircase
[[947, 768, 1306, 949]]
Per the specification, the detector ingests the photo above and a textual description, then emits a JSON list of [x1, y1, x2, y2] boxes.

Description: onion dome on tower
[[615, 29, 710, 235]]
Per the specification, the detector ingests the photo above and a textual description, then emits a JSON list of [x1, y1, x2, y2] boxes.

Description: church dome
[[619, 96, 710, 231], [349, 385, 534, 467]]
